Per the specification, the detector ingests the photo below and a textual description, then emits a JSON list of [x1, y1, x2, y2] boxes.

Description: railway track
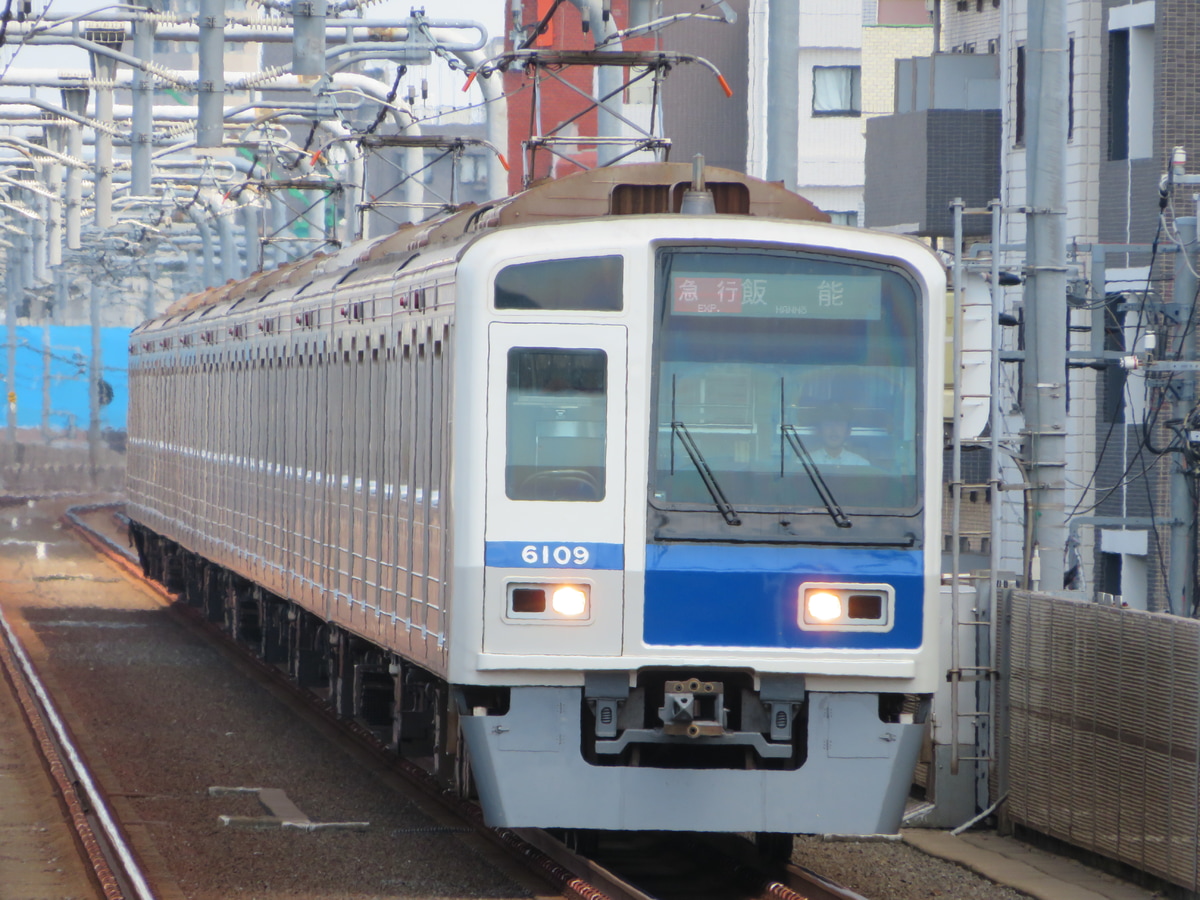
[[0, 564, 153, 900], [54, 499, 874, 900]]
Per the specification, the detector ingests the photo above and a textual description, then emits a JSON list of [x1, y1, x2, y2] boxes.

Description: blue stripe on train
[[643, 544, 924, 649]]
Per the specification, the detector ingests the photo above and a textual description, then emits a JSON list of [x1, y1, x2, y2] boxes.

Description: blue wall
[[6, 327, 131, 430]]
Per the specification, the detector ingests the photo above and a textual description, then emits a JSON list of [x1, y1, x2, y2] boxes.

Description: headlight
[[551, 585, 588, 617], [798, 582, 894, 631], [506, 582, 591, 621], [805, 590, 843, 622]]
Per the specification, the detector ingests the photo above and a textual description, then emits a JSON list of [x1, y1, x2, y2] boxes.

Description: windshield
[[649, 248, 922, 520]]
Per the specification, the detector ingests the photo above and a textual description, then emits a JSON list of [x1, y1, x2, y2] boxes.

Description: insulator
[[229, 65, 287, 91], [226, 15, 291, 28], [143, 11, 188, 24], [143, 61, 192, 89]]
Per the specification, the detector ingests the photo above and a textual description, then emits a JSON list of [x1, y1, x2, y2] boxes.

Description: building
[[747, 0, 932, 222], [864, 0, 1200, 609]]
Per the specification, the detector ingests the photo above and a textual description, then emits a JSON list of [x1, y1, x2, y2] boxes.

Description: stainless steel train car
[[127, 162, 945, 837]]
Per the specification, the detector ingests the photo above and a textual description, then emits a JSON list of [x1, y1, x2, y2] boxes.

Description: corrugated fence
[[1003, 590, 1200, 891]]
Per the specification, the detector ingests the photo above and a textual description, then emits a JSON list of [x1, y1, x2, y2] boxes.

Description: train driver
[[808, 406, 870, 467]]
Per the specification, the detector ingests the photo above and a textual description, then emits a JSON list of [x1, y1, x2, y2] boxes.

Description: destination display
[[672, 273, 882, 320]]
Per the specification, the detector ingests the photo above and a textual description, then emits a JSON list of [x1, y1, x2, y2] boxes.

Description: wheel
[[754, 832, 794, 864], [551, 828, 600, 856]]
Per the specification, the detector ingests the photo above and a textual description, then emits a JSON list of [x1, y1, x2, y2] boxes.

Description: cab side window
[[495, 257, 623, 311], [506, 348, 607, 501]]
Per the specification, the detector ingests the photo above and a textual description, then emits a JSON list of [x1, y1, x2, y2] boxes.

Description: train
[[126, 161, 945, 839]]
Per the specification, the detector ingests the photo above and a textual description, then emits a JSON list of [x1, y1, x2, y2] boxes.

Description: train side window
[[505, 348, 607, 501], [494, 256, 623, 311]]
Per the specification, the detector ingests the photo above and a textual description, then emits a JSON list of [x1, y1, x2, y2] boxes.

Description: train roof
[[161, 163, 829, 318]]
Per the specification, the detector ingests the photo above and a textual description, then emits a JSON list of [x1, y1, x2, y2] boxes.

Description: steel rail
[[64, 502, 884, 900], [0, 562, 157, 900], [64, 502, 620, 900]]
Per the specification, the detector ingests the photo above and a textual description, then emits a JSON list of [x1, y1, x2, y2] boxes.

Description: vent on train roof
[[609, 181, 750, 216]]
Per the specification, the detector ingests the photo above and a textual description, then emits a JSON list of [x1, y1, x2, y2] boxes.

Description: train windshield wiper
[[671, 421, 741, 525], [781, 425, 852, 529]]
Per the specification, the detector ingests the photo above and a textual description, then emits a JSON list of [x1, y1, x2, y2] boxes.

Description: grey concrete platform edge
[[902, 830, 1158, 900]]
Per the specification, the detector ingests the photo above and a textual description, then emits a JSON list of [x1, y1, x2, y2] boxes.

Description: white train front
[[126, 164, 946, 837]]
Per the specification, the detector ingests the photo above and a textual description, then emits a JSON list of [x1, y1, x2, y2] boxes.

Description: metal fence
[[1003, 590, 1200, 891]]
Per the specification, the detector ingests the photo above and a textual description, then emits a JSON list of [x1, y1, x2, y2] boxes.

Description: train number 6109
[[522, 544, 591, 566]]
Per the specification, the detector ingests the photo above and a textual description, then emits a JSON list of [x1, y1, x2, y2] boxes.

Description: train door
[[482, 323, 628, 658]]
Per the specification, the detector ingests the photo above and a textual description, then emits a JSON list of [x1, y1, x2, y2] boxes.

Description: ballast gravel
[[6, 498, 1049, 900], [790, 835, 1031, 899], [1, 498, 538, 900]]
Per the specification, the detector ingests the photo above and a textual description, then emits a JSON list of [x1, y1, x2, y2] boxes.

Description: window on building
[[459, 154, 487, 184], [1109, 30, 1129, 159], [1068, 36, 1075, 141], [1015, 38, 1074, 146], [812, 66, 862, 117], [1102, 293, 1126, 424], [875, 0, 929, 25], [1015, 45, 1025, 146], [1108, 22, 1154, 160], [827, 211, 859, 227], [421, 150, 439, 184]]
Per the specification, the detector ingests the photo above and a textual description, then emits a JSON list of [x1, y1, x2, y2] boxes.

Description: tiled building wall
[[1157, 0, 1200, 161], [942, 5, 1000, 53], [861, 25, 934, 118], [1093, 1, 1200, 608], [1151, 0, 1200, 609]]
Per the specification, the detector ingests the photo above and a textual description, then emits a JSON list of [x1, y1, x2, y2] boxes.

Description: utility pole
[[293, 0, 328, 76], [90, 48, 117, 228], [131, 4, 155, 196], [1021, 0, 1069, 590], [765, 0, 799, 189], [1167, 205, 1198, 615], [88, 279, 102, 485], [196, 0, 226, 148], [61, 89, 87, 250], [5, 240, 17, 458]]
